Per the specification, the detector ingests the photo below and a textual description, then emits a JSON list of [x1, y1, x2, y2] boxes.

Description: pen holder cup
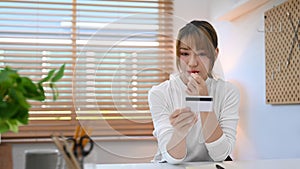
[[25, 149, 65, 169]]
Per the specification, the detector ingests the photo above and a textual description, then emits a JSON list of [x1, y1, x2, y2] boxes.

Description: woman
[[148, 20, 240, 164]]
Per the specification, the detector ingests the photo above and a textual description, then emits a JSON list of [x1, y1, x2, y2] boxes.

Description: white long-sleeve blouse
[[148, 73, 240, 164]]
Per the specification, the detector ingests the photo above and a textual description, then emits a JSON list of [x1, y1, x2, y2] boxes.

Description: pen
[[215, 164, 225, 169]]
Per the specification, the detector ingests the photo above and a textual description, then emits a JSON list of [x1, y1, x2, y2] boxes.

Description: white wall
[[173, 0, 209, 34], [10, 0, 300, 168], [208, 0, 300, 160]]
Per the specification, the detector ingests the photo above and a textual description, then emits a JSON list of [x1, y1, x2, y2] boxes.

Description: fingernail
[[191, 73, 197, 78]]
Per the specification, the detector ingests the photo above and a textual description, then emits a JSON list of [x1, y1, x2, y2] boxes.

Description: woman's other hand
[[186, 73, 208, 96]]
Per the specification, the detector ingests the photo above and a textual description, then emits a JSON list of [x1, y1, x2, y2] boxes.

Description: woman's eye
[[198, 52, 207, 57], [180, 52, 189, 56]]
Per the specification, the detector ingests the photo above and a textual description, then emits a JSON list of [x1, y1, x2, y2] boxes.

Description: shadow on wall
[[229, 80, 258, 160]]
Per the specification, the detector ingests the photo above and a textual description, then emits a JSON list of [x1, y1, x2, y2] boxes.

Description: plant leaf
[[37, 83, 46, 101], [6, 119, 22, 133], [0, 119, 10, 133], [49, 83, 59, 101], [8, 88, 30, 109], [38, 69, 55, 84], [51, 64, 65, 82], [0, 67, 18, 95], [12, 108, 29, 125], [0, 118, 24, 133], [20, 77, 45, 101], [0, 101, 19, 119]]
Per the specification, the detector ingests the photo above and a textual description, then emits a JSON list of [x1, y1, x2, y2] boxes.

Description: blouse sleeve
[[148, 87, 186, 164], [205, 82, 240, 161]]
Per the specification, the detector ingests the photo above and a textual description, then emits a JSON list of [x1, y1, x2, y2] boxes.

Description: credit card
[[185, 96, 213, 112]]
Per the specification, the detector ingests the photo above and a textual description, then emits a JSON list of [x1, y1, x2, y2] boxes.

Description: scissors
[[67, 135, 94, 157], [65, 135, 94, 168]]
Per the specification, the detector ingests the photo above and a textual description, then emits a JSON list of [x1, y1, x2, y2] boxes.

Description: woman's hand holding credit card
[[169, 108, 198, 137]]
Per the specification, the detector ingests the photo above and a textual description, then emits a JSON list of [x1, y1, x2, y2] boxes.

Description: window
[[0, 0, 173, 140]]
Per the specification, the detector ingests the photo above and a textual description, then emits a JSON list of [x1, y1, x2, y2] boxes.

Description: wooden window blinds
[[0, 0, 173, 140]]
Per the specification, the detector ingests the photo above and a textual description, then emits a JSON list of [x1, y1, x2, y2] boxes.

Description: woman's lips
[[188, 70, 199, 74]]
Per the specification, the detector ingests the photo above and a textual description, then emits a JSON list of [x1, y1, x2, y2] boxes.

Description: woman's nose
[[188, 55, 198, 67]]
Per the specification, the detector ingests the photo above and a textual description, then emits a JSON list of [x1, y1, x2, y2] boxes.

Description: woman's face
[[179, 42, 211, 81]]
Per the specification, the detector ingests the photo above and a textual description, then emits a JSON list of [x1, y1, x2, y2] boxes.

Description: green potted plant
[[0, 64, 65, 134]]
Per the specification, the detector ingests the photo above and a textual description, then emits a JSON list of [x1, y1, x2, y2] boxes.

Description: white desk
[[86, 158, 300, 169]]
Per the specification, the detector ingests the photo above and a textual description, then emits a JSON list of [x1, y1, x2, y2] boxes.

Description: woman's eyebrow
[[196, 49, 206, 53], [179, 47, 190, 50]]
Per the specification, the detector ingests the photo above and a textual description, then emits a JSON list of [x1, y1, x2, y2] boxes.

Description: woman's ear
[[215, 48, 219, 59]]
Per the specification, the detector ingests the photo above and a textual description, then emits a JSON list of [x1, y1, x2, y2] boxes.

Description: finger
[[187, 75, 202, 93], [173, 111, 196, 126], [187, 76, 196, 87], [171, 112, 190, 126], [186, 78, 197, 92], [191, 73, 205, 84], [186, 89, 192, 96], [170, 109, 181, 119], [193, 114, 198, 124], [171, 111, 192, 125], [188, 73, 209, 96], [178, 122, 193, 132], [175, 116, 196, 131], [191, 74, 206, 89], [186, 82, 198, 95], [188, 76, 199, 88], [179, 113, 198, 128], [170, 107, 191, 118]]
